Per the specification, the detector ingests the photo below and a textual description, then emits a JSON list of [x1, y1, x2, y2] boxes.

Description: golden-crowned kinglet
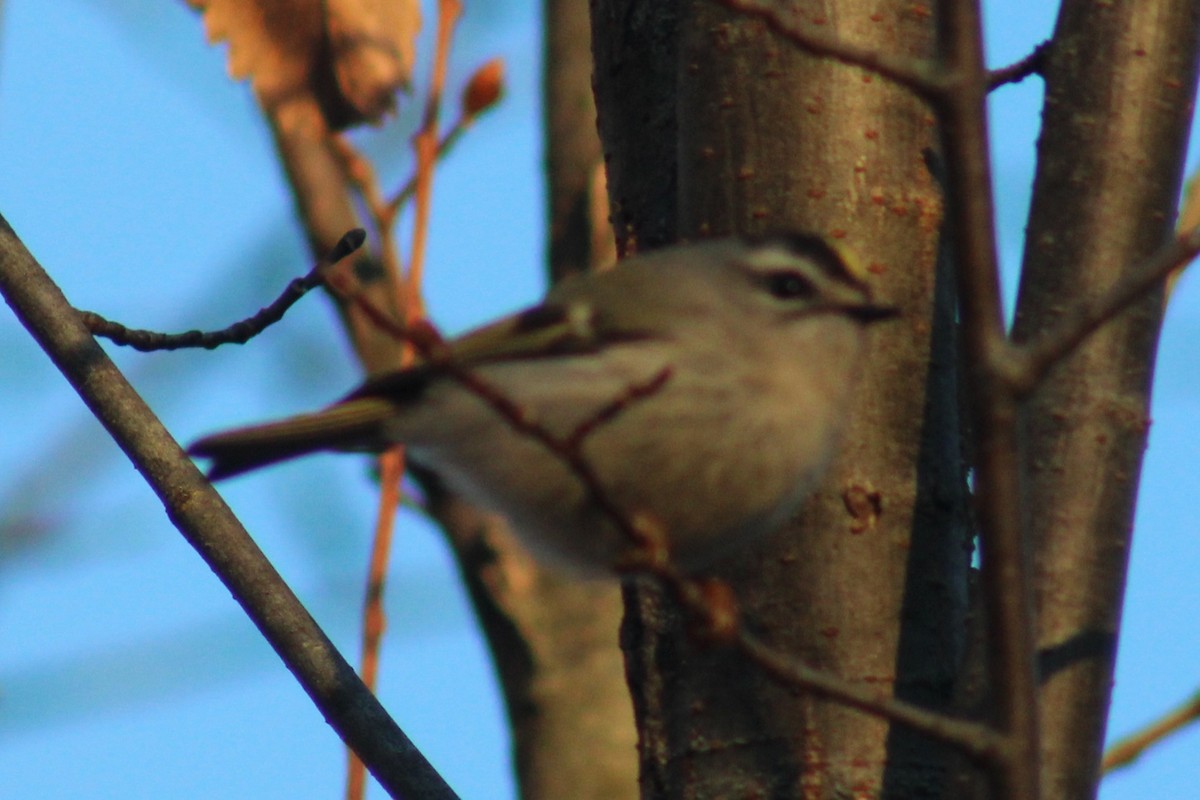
[[190, 235, 896, 575]]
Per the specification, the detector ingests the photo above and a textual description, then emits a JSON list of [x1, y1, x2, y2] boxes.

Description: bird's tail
[[188, 398, 396, 480]]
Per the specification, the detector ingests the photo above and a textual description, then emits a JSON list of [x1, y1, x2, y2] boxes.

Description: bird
[[189, 234, 896, 576]]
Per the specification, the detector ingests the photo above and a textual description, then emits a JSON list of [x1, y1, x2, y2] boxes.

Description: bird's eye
[[765, 270, 816, 300]]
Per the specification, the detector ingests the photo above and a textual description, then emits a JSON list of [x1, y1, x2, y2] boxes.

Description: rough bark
[[593, 1, 969, 797], [590, 0, 680, 255]]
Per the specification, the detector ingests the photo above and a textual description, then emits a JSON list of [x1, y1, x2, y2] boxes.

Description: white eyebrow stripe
[[740, 245, 813, 273]]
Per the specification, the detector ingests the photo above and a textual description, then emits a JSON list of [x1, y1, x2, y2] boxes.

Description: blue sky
[[1, 2, 1197, 798]]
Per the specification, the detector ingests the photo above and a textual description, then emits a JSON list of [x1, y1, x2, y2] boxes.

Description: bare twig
[[718, 0, 945, 97], [0, 214, 458, 800], [332, 137, 392, 229], [339, 61, 505, 238], [1102, 689, 1200, 772], [564, 367, 674, 449], [1001, 225, 1200, 395], [383, 116, 478, 222], [285, 32, 507, 800], [328, 268, 1012, 763], [722, 0, 1048, 99], [435, 361, 678, 556], [988, 40, 1051, 89], [344, 9, 466, 792], [80, 229, 365, 351], [324, 265, 679, 559], [408, 0, 462, 320], [619, 557, 1010, 762], [344, 446, 407, 800], [329, 135, 412, 336], [934, 1, 1041, 798], [333, 142, 406, 800], [734, 629, 1009, 763]]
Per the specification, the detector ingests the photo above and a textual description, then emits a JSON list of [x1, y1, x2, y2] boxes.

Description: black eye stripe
[[766, 271, 817, 300], [744, 233, 862, 289]]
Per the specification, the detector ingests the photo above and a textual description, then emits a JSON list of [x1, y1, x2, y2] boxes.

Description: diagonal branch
[[717, 0, 944, 97], [79, 229, 366, 351], [988, 40, 1051, 89], [1102, 688, 1200, 773], [735, 629, 1009, 763], [1002, 226, 1200, 395], [331, 263, 1010, 764], [0, 213, 459, 800]]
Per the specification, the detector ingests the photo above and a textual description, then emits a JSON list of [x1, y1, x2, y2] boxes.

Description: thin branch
[[325, 267, 681, 563], [345, 7, 463, 796], [332, 136, 392, 230], [1001, 225, 1200, 395], [383, 115, 476, 222], [718, 0, 946, 98], [934, 0, 1041, 798], [346, 447, 407, 800], [80, 229, 365, 351], [430, 357, 678, 556], [342, 9, 465, 785], [717, 3, 1049, 100], [564, 367, 674, 450], [614, 557, 1010, 762], [339, 60, 505, 238], [329, 270, 1011, 763], [1102, 689, 1200, 772], [329, 135, 411, 325], [408, 0, 462, 319], [734, 629, 1009, 763], [0, 214, 458, 800], [988, 40, 1051, 89]]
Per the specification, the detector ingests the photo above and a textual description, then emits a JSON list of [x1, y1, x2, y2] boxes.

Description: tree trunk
[[1012, 2, 1200, 798], [593, 1, 969, 797]]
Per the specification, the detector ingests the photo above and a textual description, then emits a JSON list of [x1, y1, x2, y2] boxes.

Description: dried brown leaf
[[187, 0, 420, 130]]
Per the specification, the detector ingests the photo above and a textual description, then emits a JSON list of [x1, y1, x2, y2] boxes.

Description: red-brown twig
[[327, 266, 1011, 763], [613, 546, 1009, 762], [324, 263, 677, 557], [564, 367, 674, 450], [336, 60, 505, 243], [345, 444, 407, 800], [407, 0, 462, 319], [734, 628, 1008, 762], [382, 59, 504, 221], [384, 115, 482, 222], [720, 0, 1047, 99], [346, 8, 462, 796]]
